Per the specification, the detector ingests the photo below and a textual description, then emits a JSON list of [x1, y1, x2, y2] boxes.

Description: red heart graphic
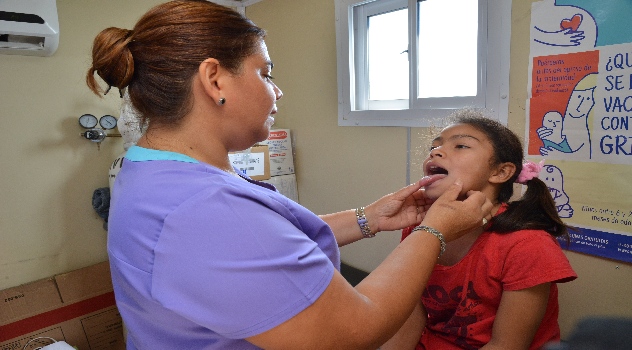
[[560, 14, 582, 32]]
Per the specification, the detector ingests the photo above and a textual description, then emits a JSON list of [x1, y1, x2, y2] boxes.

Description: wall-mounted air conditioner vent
[[0, 0, 59, 57]]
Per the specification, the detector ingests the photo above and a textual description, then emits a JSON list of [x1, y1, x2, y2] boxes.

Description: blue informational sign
[[528, 0, 632, 263]]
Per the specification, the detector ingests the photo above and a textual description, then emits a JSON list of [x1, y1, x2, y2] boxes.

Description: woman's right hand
[[420, 179, 493, 242]]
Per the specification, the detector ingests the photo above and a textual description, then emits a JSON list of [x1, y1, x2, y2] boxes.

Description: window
[[335, 0, 512, 127]]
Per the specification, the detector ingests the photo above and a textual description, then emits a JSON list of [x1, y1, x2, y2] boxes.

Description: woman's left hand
[[365, 178, 435, 233]]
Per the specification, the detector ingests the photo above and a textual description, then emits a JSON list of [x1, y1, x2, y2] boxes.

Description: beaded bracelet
[[355, 207, 375, 238], [411, 225, 446, 258]]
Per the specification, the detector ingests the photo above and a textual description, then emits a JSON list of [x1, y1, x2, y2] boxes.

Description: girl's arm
[[380, 302, 426, 350], [481, 283, 551, 350]]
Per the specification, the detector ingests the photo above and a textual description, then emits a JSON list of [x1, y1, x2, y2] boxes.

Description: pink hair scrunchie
[[515, 160, 545, 184]]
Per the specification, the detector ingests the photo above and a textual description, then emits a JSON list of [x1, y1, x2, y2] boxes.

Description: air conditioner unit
[[0, 0, 59, 57]]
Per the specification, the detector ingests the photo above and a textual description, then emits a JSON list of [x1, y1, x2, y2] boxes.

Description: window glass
[[417, 0, 478, 98], [368, 8, 409, 101], [335, 0, 511, 126]]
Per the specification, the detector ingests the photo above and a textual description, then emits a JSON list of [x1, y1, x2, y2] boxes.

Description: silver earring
[[218, 98, 226, 105]]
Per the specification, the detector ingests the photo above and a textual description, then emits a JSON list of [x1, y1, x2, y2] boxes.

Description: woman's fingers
[[421, 181, 492, 242]]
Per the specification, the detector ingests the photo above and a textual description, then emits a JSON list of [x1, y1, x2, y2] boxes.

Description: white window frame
[[335, 0, 512, 127], [353, 0, 408, 111]]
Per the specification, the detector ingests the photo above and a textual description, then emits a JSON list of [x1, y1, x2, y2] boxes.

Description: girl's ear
[[197, 58, 224, 103], [489, 162, 516, 184]]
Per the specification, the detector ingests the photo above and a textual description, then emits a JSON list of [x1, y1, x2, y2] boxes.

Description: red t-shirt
[[402, 211, 577, 350]]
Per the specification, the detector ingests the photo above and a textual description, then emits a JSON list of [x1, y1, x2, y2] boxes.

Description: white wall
[[0, 0, 164, 290]]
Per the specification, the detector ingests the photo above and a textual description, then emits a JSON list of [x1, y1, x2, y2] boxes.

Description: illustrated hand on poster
[[530, 0, 597, 56]]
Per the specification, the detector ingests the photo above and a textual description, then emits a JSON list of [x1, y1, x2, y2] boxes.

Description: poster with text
[[528, 0, 632, 263]]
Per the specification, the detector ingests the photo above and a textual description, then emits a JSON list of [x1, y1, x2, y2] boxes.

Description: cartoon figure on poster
[[537, 72, 597, 159], [531, 0, 597, 55], [538, 111, 572, 152], [540, 164, 574, 218]]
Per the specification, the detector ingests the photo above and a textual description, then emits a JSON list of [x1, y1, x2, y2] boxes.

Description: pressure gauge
[[78, 114, 98, 129], [100, 115, 118, 130]]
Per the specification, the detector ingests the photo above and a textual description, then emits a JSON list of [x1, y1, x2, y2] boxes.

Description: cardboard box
[[260, 129, 295, 176], [262, 174, 299, 202], [0, 262, 125, 350], [229, 145, 270, 180]]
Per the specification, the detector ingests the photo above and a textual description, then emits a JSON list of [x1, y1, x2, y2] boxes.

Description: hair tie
[[515, 160, 545, 184]]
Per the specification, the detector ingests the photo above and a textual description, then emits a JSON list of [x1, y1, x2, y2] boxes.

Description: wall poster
[[527, 0, 632, 263]]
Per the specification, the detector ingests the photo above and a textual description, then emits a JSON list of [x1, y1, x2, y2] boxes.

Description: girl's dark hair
[[448, 109, 571, 241], [86, 0, 266, 127]]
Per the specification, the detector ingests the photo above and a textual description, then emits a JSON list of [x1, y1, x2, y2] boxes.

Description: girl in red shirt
[[382, 109, 577, 350]]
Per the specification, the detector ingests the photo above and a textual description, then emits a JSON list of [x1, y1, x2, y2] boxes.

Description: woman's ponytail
[[86, 27, 135, 97]]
